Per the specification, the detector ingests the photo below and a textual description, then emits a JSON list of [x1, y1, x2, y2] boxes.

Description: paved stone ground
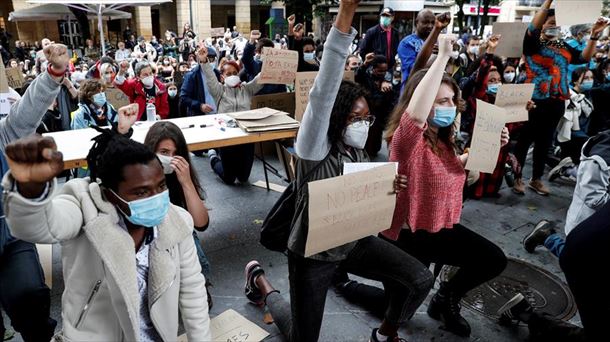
[[3, 145, 580, 342]]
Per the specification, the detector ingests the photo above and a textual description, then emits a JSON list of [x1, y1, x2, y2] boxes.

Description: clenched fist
[[5, 135, 64, 184], [44, 44, 70, 76], [118, 103, 139, 134]]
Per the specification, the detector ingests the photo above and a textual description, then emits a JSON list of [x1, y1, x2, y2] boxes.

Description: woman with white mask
[[114, 60, 170, 120]]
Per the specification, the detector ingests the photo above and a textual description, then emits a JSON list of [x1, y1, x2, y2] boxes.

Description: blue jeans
[[192, 232, 211, 281], [544, 233, 565, 258], [0, 239, 56, 341]]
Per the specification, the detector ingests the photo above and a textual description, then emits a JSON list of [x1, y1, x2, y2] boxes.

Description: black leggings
[[514, 98, 565, 180], [386, 224, 507, 297], [560, 202, 610, 341]]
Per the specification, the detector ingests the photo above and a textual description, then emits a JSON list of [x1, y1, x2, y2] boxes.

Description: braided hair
[[86, 126, 158, 191]]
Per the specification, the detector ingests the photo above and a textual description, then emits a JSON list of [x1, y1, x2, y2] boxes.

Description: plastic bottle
[[146, 102, 156, 122]]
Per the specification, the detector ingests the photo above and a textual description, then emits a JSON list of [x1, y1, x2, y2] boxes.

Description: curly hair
[[78, 79, 105, 104], [86, 127, 158, 191], [327, 81, 370, 146]]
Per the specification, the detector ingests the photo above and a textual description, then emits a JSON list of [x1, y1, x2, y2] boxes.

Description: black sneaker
[[523, 220, 556, 253], [498, 293, 533, 326], [504, 163, 515, 188], [427, 283, 471, 337], [369, 328, 407, 342], [244, 260, 265, 306]]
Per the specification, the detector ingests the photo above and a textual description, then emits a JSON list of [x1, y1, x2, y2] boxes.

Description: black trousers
[[0, 240, 56, 341], [560, 136, 588, 164], [560, 202, 610, 341], [514, 98, 566, 180], [211, 143, 255, 184], [387, 224, 507, 297], [265, 236, 434, 342]]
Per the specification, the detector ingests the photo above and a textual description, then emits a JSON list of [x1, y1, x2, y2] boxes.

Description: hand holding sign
[[495, 84, 535, 123], [259, 47, 298, 85], [465, 100, 507, 174]]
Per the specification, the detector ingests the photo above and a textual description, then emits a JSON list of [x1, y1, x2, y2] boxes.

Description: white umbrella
[[27, 0, 172, 56]]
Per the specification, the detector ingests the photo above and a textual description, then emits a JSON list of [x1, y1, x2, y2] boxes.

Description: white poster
[[384, 0, 425, 12]]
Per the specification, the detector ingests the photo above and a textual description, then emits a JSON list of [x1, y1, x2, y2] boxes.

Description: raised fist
[[250, 30, 261, 44], [118, 103, 139, 134], [5, 135, 64, 184], [196, 45, 208, 63], [44, 44, 70, 74]]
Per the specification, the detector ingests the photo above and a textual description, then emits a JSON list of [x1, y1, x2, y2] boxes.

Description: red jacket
[[115, 77, 169, 120]]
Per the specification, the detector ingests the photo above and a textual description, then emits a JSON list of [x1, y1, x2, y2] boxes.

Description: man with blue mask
[[359, 7, 399, 70]]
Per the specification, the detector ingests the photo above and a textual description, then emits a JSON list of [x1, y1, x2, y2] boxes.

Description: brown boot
[[512, 178, 525, 195], [529, 179, 550, 196]]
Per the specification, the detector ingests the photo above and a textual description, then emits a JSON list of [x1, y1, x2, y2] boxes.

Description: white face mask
[[504, 72, 516, 83], [343, 122, 369, 149], [141, 75, 154, 88], [450, 51, 460, 60], [469, 46, 479, 55], [156, 154, 174, 174], [224, 75, 241, 87]]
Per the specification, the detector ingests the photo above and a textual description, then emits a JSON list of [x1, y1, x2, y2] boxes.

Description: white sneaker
[[548, 157, 573, 182], [208, 149, 217, 159]]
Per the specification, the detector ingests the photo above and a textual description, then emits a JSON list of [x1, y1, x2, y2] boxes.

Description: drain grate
[[439, 258, 577, 322]]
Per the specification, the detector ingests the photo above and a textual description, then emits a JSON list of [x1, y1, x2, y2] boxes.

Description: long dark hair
[[327, 81, 370, 146], [385, 69, 464, 154], [143, 121, 204, 207]]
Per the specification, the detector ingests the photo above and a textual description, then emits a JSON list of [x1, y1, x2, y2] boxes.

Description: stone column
[[175, 0, 190, 36], [135, 6, 153, 40], [235, 0, 251, 35], [193, 0, 212, 39]]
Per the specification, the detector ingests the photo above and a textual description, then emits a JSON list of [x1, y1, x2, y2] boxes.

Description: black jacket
[[359, 25, 399, 68]]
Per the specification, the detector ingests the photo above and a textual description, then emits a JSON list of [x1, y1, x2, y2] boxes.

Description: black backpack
[[260, 152, 330, 252]]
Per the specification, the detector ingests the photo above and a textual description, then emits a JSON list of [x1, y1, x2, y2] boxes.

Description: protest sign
[[295, 71, 317, 122], [251, 92, 295, 117], [178, 309, 269, 342], [465, 100, 507, 174], [305, 163, 397, 257], [0, 55, 10, 116], [0, 94, 10, 116], [492, 22, 529, 58], [494, 83, 534, 123], [106, 87, 131, 109], [555, 0, 602, 26], [5, 67, 25, 89], [0, 55, 8, 93], [211, 27, 226, 37], [259, 47, 298, 85]]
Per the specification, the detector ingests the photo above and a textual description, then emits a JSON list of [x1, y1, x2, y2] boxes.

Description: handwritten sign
[[0, 93, 10, 116], [211, 27, 226, 38], [0, 55, 8, 93], [305, 163, 396, 257], [555, 0, 602, 26], [495, 83, 534, 123], [210, 309, 269, 342], [251, 92, 295, 117], [295, 71, 317, 122], [5, 67, 25, 89], [465, 100, 507, 174], [492, 22, 529, 58], [105, 87, 131, 109], [259, 47, 298, 85]]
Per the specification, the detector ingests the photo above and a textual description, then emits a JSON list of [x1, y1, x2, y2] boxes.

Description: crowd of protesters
[[0, 0, 609, 340]]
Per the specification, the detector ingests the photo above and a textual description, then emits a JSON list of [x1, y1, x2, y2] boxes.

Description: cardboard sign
[[0, 93, 10, 116], [211, 27, 226, 38], [259, 47, 298, 85], [251, 92, 295, 117], [0, 55, 8, 93], [495, 83, 535, 123], [295, 71, 317, 122], [492, 22, 529, 58], [105, 87, 131, 109], [555, 0, 602, 26], [5, 67, 25, 89], [465, 100, 507, 174], [210, 309, 270, 342], [305, 163, 397, 257]]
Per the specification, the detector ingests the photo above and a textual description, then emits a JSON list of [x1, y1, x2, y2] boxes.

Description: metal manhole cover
[[439, 258, 577, 322]]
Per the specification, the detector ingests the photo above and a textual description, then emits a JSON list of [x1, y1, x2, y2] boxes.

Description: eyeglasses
[[348, 115, 376, 127]]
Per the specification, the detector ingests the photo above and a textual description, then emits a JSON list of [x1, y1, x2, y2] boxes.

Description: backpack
[[260, 152, 330, 252]]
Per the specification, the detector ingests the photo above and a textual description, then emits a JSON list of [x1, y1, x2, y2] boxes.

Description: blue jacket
[[70, 102, 118, 130], [180, 65, 220, 116], [241, 42, 286, 95]]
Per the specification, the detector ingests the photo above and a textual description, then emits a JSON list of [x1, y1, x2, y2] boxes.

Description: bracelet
[[47, 64, 65, 78]]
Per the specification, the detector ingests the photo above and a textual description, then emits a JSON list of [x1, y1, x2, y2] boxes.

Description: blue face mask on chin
[[581, 80, 594, 91], [429, 106, 457, 128], [110, 189, 170, 228], [487, 83, 500, 95]]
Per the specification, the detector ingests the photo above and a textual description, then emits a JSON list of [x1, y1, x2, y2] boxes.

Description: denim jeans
[[0, 240, 56, 341], [211, 144, 255, 184], [192, 232, 211, 281], [265, 236, 434, 342], [544, 233, 565, 258]]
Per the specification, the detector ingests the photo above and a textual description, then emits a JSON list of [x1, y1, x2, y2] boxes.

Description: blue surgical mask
[[487, 83, 500, 95], [430, 106, 457, 128], [580, 80, 594, 91], [92, 92, 106, 107], [111, 189, 170, 227], [304, 52, 315, 62], [380, 16, 392, 28]]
